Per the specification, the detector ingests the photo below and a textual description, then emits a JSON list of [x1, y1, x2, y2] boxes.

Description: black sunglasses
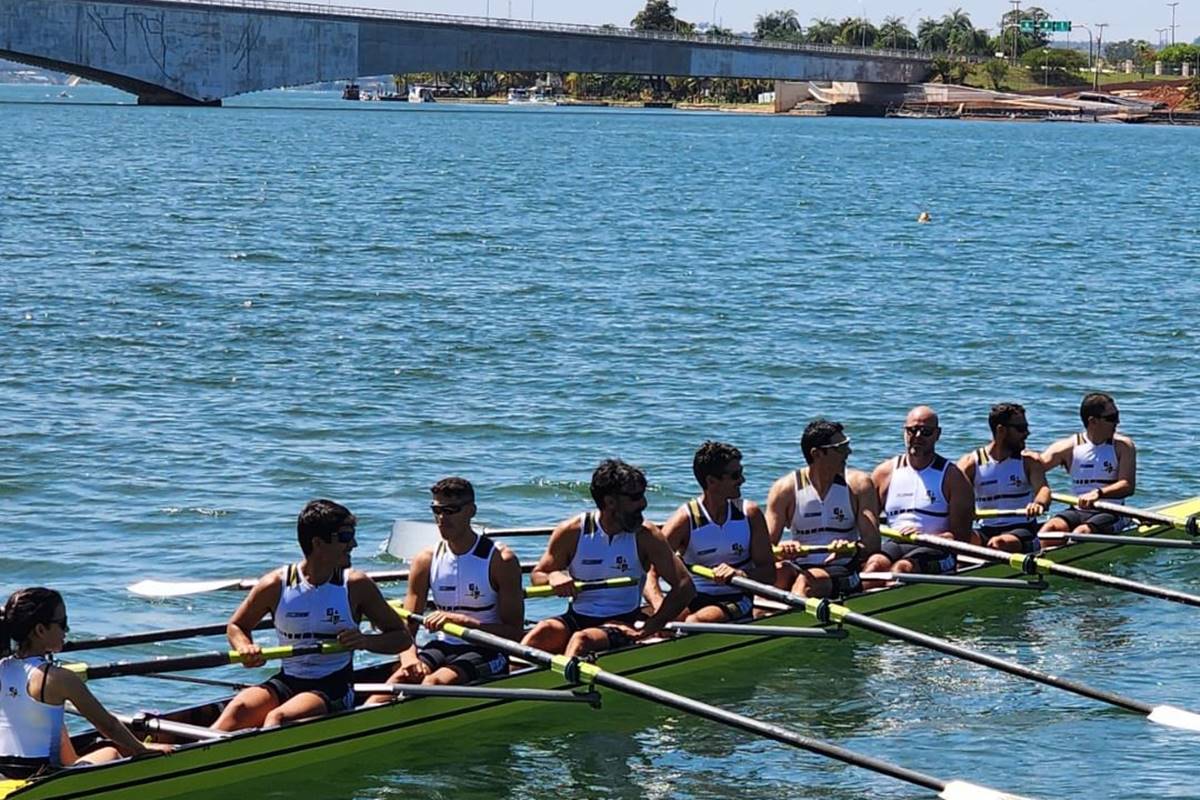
[[326, 527, 356, 543], [904, 425, 937, 438], [1096, 412, 1119, 424], [430, 503, 465, 516]]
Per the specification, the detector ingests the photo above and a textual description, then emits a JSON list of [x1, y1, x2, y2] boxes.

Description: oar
[[691, 566, 1200, 732], [386, 520, 558, 560], [974, 508, 1039, 520], [1051, 492, 1200, 536], [880, 526, 1200, 609], [1039, 531, 1200, 550], [129, 562, 536, 599], [85, 566, 591, 653], [395, 609, 1033, 800], [62, 642, 346, 681]]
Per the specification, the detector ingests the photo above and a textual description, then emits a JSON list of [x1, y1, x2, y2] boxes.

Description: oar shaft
[[63, 620, 274, 653], [700, 567, 1155, 717], [880, 527, 1200, 609], [1051, 492, 1199, 535], [1040, 532, 1200, 550], [400, 609, 953, 795], [524, 577, 635, 598], [66, 642, 345, 680]]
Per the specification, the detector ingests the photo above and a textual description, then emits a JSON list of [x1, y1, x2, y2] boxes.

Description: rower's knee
[[862, 554, 891, 573], [986, 534, 1020, 553], [892, 559, 915, 574]]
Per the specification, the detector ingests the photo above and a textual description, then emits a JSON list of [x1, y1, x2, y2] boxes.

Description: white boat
[[507, 86, 554, 105], [408, 85, 436, 103]]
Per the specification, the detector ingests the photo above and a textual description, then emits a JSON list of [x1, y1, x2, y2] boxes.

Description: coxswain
[[646, 441, 774, 621], [1, 588, 167, 779], [366, 478, 524, 703], [957, 402, 1051, 553], [766, 419, 891, 597], [212, 499, 419, 731], [521, 459, 695, 658], [1039, 392, 1137, 536], [873, 406, 974, 574]]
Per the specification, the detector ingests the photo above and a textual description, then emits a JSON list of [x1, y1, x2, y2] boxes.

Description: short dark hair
[[1, 587, 64, 656], [1080, 392, 1115, 425], [988, 402, 1027, 435], [430, 477, 475, 502], [692, 441, 742, 488], [590, 459, 647, 507], [297, 499, 356, 555], [800, 418, 846, 464]]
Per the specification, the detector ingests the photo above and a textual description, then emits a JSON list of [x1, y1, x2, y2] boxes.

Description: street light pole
[[1010, 0, 1021, 65], [1168, 2, 1179, 45], [1094, 22, 1107, 90]]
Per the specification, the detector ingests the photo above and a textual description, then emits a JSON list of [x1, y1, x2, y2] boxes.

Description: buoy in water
[[917, 211, 931, 224]]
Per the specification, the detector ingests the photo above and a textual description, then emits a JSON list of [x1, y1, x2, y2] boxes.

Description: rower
[[646, 442, 774, 621], [957, 402, 1051, 553], [520, 459, 695, 658], [873, 406, 974, 574], [212, 499, 419, 731], [766, 419, 890, 597], [366, 478, 523, 704], [1039, 392, 1137, 536], [1, 588, 168, 779]]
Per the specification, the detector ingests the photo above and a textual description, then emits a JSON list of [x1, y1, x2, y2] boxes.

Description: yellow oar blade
[[0, 780, 27, 799]]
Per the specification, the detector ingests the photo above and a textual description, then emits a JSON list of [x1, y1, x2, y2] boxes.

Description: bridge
[[0, 0, 934, 105]]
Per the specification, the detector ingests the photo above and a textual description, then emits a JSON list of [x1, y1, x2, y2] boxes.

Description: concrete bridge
[[0, 0, 934, 105]]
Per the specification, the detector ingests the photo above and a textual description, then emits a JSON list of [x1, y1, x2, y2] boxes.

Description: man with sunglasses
[[646, 441, 774, 621], [874, 407, 974, 575], [367, 478, 524, 700], [213, 499, 419, 731], [766, 419, 891, 598], [957, 403, 1052, 553], [522, 459, 694, 658], [1038, 392, 1137, 537]]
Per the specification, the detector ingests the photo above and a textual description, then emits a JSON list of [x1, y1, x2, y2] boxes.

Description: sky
[[344, 1, 1196, 45]]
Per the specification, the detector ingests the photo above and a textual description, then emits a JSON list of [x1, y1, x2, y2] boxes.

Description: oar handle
[[524, 577, 636, 598], [1051, 492, 1199, 535], [63, 642, 347, 681]]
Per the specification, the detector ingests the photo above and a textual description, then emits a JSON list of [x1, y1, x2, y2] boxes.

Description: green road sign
[[1019, 19, 1072, 33]]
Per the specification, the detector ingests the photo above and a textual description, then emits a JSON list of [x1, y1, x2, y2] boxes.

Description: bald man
[[872, 406, 974, 574]]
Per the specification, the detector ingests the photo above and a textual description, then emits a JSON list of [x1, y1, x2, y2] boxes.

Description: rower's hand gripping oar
[[691, 565, 1200, 733], [880, 525, 1200, 609], [393, 608, 1035, 800], [1051, 492, 1200, 536], [61, 642, 347, 681]]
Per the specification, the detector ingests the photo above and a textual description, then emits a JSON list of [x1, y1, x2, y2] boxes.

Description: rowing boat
[[5, 495, 1199, 800]]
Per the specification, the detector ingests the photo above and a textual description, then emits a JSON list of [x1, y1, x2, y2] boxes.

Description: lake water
[[2, 83, 1199, 799]]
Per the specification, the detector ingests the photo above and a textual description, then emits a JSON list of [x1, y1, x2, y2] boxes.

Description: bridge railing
[[152, 0, 931, 61]]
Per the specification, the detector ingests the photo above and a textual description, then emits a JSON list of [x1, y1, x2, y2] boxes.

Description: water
[[2, 83, 1200, 799]]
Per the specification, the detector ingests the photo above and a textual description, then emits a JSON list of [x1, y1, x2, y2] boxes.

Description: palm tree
[[877, 16, 916, 49], [917, 17, 948, 52], [805, 17, 839, 44], [836, 17, 878, 47]]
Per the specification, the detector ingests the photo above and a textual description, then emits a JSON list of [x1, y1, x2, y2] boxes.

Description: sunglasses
[[430, 503, 465, 516], [328, 527, 356, 543], [818, 439, 852, 454], [904, 425, 937, 438], [48, 615, 69, 633], [1096, 412, 1120, 424]]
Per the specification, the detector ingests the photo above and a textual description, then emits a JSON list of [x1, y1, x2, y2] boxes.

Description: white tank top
[[972, 447, 1032, 527], [568, 512, 645, 618], [789, 469, 858, 566], [275, 564, 355, 679], [430, 534, 502, 646], [1069, 433, 1123, 505], [0, 657, 63, 763], [884, 455, 951, 534], [681, 498, 752, 596]]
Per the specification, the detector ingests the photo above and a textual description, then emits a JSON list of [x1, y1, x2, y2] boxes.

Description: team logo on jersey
[[614, 555, 630, 573], [1008, 474, 1025, 488], [731, 542, 745, 556], [467, 582, 482, 600], [926, 490, 936, 503], [1103, 460, 1115, 474], [832, 507, 847, 523], [324, 607, 342, 624], [6, 686, 17, 698]]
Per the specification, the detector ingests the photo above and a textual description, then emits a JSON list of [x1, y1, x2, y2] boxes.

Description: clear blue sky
[[346, 1, 1195, 45]]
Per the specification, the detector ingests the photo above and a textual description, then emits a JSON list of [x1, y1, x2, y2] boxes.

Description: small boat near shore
[[4, 495, 1198, 800]]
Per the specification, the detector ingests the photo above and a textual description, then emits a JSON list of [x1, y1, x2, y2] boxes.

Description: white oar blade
[[1147, 705, 1200, 732], [386, 520, 441, 562], [127, 578, 243, 598], [939, 780, 1038, 800]]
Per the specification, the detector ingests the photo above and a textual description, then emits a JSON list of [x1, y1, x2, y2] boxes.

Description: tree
[[706, 24, 734, 39], [805, 17, 839, 44], [1157, 43, 1200, 65], [1020, 48, 1087, 84], [917, 18, 948, 52], [1134, 41, 1157, 78], [631, 0, 692, 33], [836, 17, 878, 48], [929, 55, 970, 84], [1104, 39, 1139, 64], [998, 6, 1050, 59], [983, 58, 1009, 90], [877, 16, 917, 50], [754, 9, 802, 42]]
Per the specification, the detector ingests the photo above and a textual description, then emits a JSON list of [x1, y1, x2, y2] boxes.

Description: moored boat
[[4, 495, 1199, 800]]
